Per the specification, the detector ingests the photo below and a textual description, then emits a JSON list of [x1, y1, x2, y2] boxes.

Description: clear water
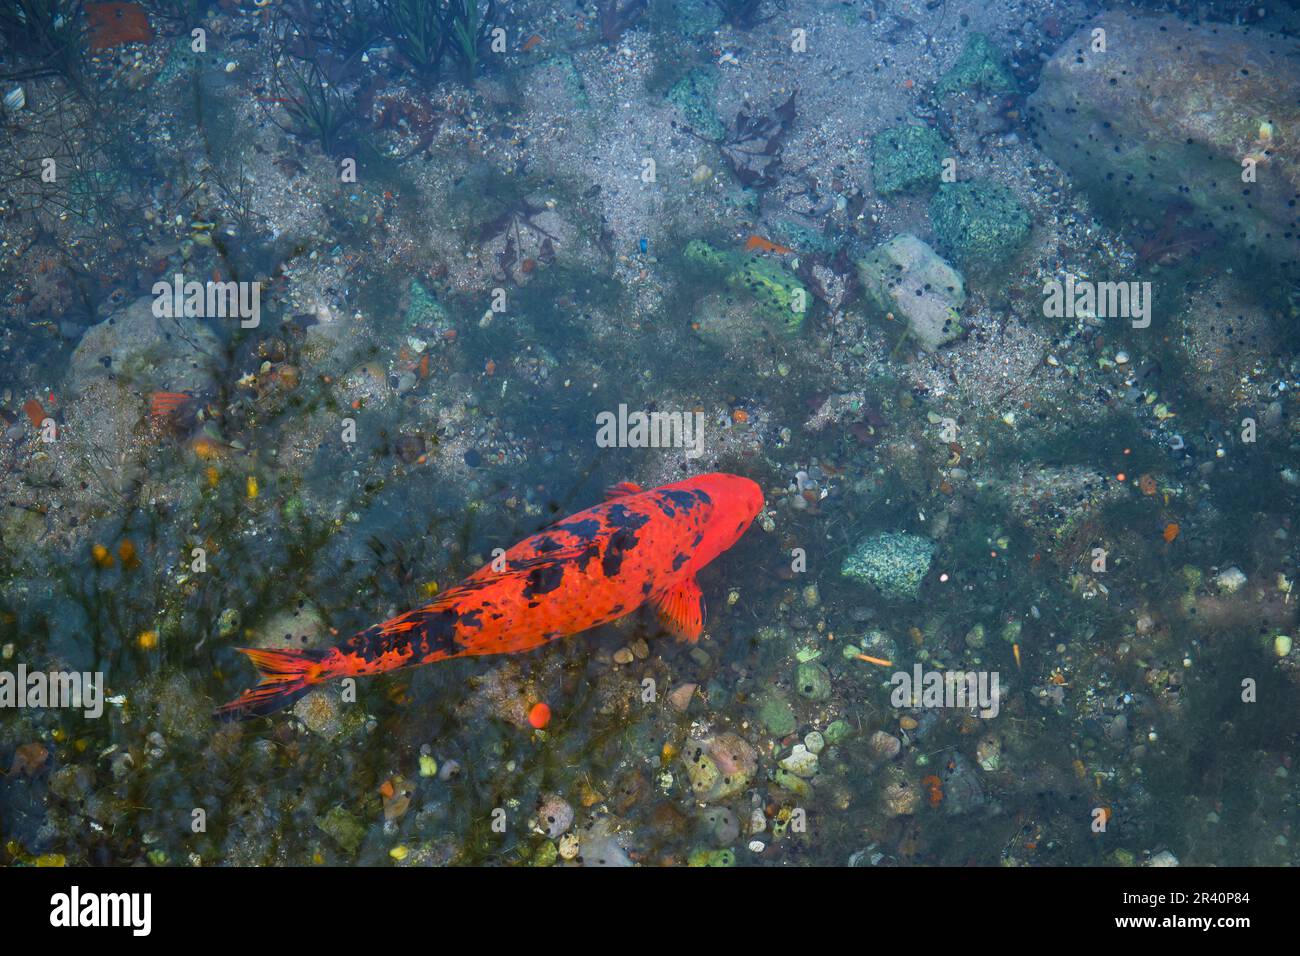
[[0, 0, 1297, 868]]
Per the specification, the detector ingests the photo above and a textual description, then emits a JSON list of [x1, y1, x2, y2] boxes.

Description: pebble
[[537, 794, 574, 838], [612, 647, 634, 665], [804, 730, 825, 754], [778, 744, 819, 778], [558, 833, 580, 860], [1147, 850, 1179, 867], [1214, 566, 1248, 593], [668, 682, 697, 711], [868, 730, 902, 761], [1275, 634, 1293, 658]]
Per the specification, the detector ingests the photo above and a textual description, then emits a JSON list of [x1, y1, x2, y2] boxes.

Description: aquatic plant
[[379, 0, 447, 76], [596, 0, 647, 43], [279, 0, 383, 60], [709, 0, 765, 29], [267, 9, 365, 156], [445, 0, 494, 80], [272, 54, 355, 156], [0, 0, 89, 96]]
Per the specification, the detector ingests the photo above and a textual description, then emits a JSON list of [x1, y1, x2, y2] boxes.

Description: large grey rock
[[70, 295, 223, 394], [856, 234, 965, 350], [1027, 13, 1300, 270]]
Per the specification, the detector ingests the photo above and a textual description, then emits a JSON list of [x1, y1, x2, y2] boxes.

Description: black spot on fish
[[693, 489, 712, 506], [692, 532, 703, 547], [603, 527, 639, 577], [607, 503, 651, 531], [535, 536, 564, 553], [575, 542, 600, 573], [552, 518, 601, 543], [523, 562, 565, 598], [671, 553, 688, 571], [408, 607, 465, 657], [660, 490, 698, 514]]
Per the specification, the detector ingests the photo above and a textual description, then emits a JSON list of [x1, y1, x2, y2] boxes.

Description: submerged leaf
[[720, 92, 797, 188]]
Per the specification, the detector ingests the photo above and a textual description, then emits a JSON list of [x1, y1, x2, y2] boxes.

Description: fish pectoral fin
[[652, 576, 705, 643], [604, 481, 645, 500]]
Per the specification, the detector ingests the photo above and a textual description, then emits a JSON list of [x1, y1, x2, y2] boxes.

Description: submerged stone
[[856, 234, 965, 350], [871, 125, 949, 195], [936, 33, 1017, 97], [684, 239, 807, 334], [666, 68, 724, 140], [841, 532, 936, 600], [316, 805, 366, 854], [929, 180, 1031, 266], [1027, 13, 1300, 270]]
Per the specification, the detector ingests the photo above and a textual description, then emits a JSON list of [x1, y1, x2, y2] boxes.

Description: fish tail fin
[[215, 647, 330, 721]]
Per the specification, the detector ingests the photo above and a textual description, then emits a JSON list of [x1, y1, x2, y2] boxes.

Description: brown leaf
[[721, 93, 798, 188]]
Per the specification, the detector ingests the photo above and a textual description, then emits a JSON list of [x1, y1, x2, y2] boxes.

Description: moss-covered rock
[[871, 125, 948, 195], [841, 532, 936, 600], [666, 68, 724, 140], [795, 662, 832, 701], [936, 33, 1017, 97], [684, 239, 807, 333], [755, 690, 797, 736], [929, 180, 1030, 266]]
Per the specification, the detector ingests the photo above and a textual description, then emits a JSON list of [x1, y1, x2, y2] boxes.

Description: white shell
[[4, 87, 25, 111]]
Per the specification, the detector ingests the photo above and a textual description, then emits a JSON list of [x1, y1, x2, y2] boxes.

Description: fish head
[[690, 472, 765, 552]]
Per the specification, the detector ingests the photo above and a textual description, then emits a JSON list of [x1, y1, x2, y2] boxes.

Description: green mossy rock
[[929, 181, 1031, 266], [871, 125, 948, 195]]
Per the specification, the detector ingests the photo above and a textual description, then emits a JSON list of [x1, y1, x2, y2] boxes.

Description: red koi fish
[[217, 473, 764, 719]]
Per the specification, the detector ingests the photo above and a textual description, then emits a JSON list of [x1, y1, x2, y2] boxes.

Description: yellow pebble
[[246, 475, 259, 499], [389, 845, 409, 861], [137, 630, 159, 650], [90, 544, 114, 568]]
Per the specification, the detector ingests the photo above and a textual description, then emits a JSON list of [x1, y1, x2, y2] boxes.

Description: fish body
[[218, 473, 764, 718]]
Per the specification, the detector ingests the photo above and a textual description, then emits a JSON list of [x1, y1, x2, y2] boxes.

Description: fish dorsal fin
[[604, 481, 644, 501], [652, 576, 705, 643]]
